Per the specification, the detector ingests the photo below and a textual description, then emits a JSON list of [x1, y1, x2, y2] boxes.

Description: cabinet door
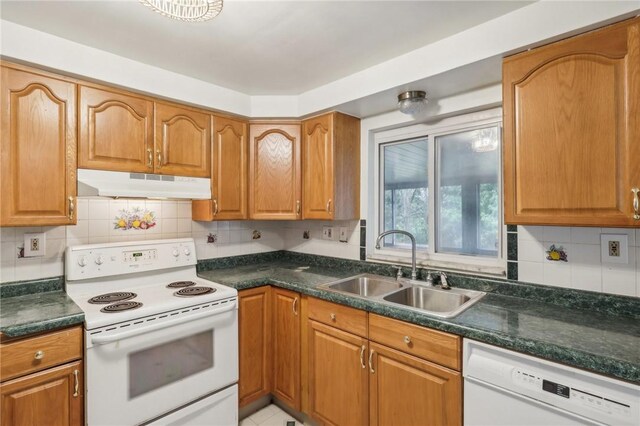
[[79, 85, 153, 173], [1, 66, 77, 226], [308, 320, 368, 426], [0, 361, 83, 426], [272, 288, 301, 410], [238, 287, 271, 407], [503, 17, 640, 226], [249, 123, 301, 220], [369, 343, 461, 426], [302, 114, 334, 220], [154, 102, 210, 177]]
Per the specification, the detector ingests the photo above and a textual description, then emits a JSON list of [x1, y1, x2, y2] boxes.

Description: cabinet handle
[[359, 345, 366, 369], [213, 198, 219, 216], [147, 148, 153, 167], [632, 188, 639, 220], [330, 313, 336, 321], [156, 150, 163, 167], [292, 297, 298, 315], [73, 369, 79, 397], [403, 335, 411, 345], [68, 197, 75, 220], [326, 199, 332, 213], [296, 200, 301, 216], [34, 350, 44, 360], [368, 349, 375, 374]]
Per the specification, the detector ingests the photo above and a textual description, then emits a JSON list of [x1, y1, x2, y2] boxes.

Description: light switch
[[601, 234, 628, 264], [339, 227, 348, 242], [24, 232, 46, 257]]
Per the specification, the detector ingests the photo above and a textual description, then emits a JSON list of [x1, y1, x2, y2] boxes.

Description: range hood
[[78, 169, 211, 200]]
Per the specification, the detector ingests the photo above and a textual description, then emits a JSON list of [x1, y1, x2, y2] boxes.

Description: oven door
[[86, 301, 238, 426]]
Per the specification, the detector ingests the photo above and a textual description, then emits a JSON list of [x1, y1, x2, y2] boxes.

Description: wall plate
[[24, 232, 46, 257], [600, 234, 628, 264]]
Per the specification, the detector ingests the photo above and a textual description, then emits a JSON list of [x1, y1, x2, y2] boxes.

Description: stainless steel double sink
[[318, 273, 485, 318]]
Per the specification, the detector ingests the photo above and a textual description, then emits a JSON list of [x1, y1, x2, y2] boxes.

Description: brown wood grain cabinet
[[238, 286, 272, 407], [193, 116, 248, 221], [0, 326, 83, 426], [302, 112, 360, 220], [78, 84, 154, 173], [503, 17, 640, 227], [249, 122, 302, 220], [154, 102, 211, 177], [1, 64, 77, 227], [272, 288, 301, 411]]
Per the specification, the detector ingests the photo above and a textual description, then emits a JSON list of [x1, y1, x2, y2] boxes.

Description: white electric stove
[[65, 238, 238, 426]]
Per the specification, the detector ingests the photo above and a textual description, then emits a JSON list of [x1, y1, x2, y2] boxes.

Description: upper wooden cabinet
[[154, 102, 210, 177], [302, 112, 360, 220], [79, 85, 154, 173], [249, 122, 302, 220], [1, 65, 77, 226], [193, 116, 248, 221], [503, 17, 640, 227]]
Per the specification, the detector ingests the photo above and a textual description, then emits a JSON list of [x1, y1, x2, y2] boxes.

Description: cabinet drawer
[[368, 314, 460, 371], [307, 297, 367, 338], [0, 326, 83, 382]]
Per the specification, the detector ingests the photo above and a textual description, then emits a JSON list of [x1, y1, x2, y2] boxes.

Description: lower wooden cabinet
[[0, 361, 83, 426], [272, 288, 301, 410], [238, 286, 272, 406], [307, 320, 369, 426], [369, 342, 461, 426]]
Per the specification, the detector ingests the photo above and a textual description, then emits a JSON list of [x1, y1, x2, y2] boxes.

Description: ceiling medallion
[[140, 0, 223, 22]]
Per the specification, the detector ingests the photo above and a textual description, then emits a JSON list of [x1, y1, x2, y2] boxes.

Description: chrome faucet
[[375, 230, 417, 280], [425, 271, 451, 289]]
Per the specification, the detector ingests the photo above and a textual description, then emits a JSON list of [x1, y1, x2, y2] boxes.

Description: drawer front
[[307, 297, 367, 338], [1, 326, 83, 382], [368, 314, 460, 371]]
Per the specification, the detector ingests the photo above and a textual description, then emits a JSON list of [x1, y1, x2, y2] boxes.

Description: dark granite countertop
[[199, 260, 640, 384], [0, 277, 84, 339]]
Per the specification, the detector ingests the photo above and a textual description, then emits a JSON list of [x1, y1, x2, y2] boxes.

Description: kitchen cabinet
[[238, 286, 271, 407], [1, 64, 77, 227], [249, 122, 302, 220], [193, 116, 248, 221], [0, 326, 83, 426], [272, 288, 301, 411], [302, 112, 360, 220], [154, 101, 210, 177], [79, 84, 154, 173], [503, 17, 640, 226], [304, 298, 461, 426]]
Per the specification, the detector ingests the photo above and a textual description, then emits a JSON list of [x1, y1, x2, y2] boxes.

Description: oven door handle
[[90, 301, 236, 345]]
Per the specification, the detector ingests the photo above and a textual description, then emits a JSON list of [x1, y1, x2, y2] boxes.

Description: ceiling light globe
[[140, 0, 223, 22], [397, 91, 428, 115]]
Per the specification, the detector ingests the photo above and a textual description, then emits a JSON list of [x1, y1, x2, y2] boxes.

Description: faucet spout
[[375, 230, 417, 280]]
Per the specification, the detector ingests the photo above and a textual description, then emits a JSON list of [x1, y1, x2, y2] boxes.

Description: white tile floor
[[240, 404, 302, 426]]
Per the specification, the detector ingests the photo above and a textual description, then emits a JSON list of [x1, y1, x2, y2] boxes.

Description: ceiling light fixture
[[140, 0, 223, 22], [397, 91, 428, 115]]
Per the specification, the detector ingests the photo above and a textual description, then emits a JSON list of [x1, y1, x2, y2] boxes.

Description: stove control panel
[[66, 238, 197, 280]]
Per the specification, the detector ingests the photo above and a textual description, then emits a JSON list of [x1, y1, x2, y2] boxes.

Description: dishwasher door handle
[[91, 302, 236, 344]]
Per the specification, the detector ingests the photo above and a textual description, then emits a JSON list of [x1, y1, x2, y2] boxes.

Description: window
[[374, 112, 503, 271]]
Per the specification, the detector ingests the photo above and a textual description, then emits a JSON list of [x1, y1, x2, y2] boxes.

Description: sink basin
[[382, 286, 485, 318], [320, 274, 404, 297]]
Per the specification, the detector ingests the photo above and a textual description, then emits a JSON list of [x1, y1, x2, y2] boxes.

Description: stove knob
[[183, 247, 191, 256], [95, 255, 104, 265], [172, 249, 180, 257], [77, 256, 87, 267]]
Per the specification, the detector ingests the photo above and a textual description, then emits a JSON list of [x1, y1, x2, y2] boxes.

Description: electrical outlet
[[322, 226, 334, 240], [339, 227, 348, 243], [601, 234, 628, 264], [23, 232, 46, 257]]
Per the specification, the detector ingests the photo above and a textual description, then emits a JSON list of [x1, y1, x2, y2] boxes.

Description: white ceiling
[[0, 0, 531, 96]]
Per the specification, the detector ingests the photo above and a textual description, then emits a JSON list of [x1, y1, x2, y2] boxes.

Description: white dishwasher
[[463, 339, 639, 426]]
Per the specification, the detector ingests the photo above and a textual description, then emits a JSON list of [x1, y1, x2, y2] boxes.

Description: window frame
[[371, 108, 506, 275]]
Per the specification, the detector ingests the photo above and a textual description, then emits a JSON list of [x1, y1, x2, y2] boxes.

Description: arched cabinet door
[[154, 102, 211, 177], [78, 85, 153, 173], [248, 122, 301, 220], [503, 17, 640, 226], [302, 114, 334, 220], [1, 65, 77, 226]]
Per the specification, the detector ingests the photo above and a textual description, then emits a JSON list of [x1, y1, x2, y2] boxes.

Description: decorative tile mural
[[113, 207, 157, 231], [546, 244, 568, 262]]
